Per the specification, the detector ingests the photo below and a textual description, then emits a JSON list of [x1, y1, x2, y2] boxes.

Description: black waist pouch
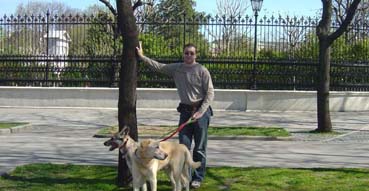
[[177, 103, 195, 113], [177, 102, 213, 116]]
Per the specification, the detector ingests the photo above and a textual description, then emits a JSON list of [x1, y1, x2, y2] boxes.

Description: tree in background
[[81, 11, 118, 87], [147, 0, 205, 56], [1, 1, 79, 56], [0, 1, 82, 86], [279, 16, 310, 59], [293, 32, 319, 60], [332, 0, 369, 41], [15, 1, 78, 16], [316, 0, 361, 132], [155, 0, 196, 20], [134, 0, 155, 30], [333, 0, 369, 25], [212, 0, 250, 57]]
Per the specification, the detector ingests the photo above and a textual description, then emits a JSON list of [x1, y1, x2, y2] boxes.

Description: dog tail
[[192, 161, 201, 169], [185, 148, 201, 169]]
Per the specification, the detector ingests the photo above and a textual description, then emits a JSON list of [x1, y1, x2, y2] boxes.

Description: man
[[136, 43, 214, 189]]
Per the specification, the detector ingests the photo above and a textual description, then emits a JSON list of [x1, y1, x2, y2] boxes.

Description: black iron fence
[[1, 12, 369, 90]]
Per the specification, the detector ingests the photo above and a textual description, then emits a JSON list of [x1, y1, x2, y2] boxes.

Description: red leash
[[160, 118, 196, 142]]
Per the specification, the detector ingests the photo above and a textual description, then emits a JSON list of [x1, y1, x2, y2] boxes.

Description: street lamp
[[250, 0, 263, 89]]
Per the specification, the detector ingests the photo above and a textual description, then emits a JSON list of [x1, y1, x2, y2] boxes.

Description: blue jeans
[[178, 107, 212, 182]]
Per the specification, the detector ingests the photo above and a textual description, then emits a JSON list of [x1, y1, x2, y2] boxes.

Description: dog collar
[[118, 138, 128, 149], [134, 148, 141, 159]]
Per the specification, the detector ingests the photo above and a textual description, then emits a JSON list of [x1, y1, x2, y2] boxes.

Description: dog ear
[[153, 140, 160, 148], [140, 140, 150, 148], [118, 125, 130, 136]]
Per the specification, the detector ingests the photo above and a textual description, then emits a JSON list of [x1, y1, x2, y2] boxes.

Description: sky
[[0, 0, 322, 17]]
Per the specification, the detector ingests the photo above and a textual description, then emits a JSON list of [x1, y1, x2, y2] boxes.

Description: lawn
[[1, 164, 368, 191], [0, 122, 28, 129], [97, 125, 290, 137]]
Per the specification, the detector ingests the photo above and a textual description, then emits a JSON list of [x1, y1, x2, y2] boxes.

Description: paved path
[[1, 108, 369, 176]]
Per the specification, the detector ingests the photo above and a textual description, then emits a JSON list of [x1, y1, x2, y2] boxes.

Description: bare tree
[[280, 16, 308, 58], [99, 0, 144, 187], [333, 0, 369, 24], [212, 0, 249, 56], [332, 0, 369, 40], [216, 0, 248, 16], [134, 0, 156, 33], [3, 1, 79, 55], [316, 0, 361, 132], [134, 0, 155, 18], [155, 0, 196, 18], [15, 1, 78, 16]]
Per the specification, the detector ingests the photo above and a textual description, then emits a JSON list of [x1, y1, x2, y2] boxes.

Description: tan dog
[[104, 127, 201, 191], [104, 129, 154, 191]]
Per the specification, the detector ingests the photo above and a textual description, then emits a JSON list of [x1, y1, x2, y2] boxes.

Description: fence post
[[251, 12, 259, 90], [110, 22, 118, 87], [44, 10, 50, 87], [183, 13, 186, 45]]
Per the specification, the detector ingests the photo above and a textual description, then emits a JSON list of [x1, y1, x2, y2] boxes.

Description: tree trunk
[[315, 0, 361, 132], [316, 0, 333, 133], [316, 38, 332, 132], [116, 0, 139, 186]]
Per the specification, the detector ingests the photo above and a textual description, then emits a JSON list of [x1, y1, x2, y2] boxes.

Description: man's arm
[[192, 68, 214, 120], [136, 44, 176, 75]]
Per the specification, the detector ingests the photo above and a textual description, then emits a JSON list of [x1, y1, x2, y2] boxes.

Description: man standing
[[136, 43, 214, 189]]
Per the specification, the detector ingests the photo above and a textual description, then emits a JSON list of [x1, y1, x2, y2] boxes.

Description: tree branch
[[329, 0, 361, 42], [132, 0, 154, 11], [317, 0, 333, 38], [132, 0, 143, 11], [333, 0, 347, 24], [99, 0, 117, 16], [132, 0, 153, 11]]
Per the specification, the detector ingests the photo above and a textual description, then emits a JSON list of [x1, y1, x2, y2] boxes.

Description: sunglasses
[[184, 51, 195, 56]]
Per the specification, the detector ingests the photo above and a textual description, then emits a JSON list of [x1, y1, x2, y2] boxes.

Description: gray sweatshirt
[[140, 56, 214, 114]]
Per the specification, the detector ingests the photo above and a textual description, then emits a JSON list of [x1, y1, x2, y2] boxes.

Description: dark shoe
[[191, 181, 201, 189]]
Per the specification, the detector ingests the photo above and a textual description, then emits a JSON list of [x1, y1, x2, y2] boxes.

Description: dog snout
[[154, 151, 168, 160], [160, 152, 168, 160], [103, 140, 111, 146]]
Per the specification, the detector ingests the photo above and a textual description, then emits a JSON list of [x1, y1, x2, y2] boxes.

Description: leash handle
[[160, 118, 195, 142]]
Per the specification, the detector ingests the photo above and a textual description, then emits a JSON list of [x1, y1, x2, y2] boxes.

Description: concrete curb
[[0, 123, 33, 135], [0, 167, 15, 177], [10, 124, 33, 133], [0, 171, 7, 177], [0, 128, 10, 135]]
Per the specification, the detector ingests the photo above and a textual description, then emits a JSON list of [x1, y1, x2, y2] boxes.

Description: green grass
[[0, 122, 28, 129], [97, 125, 290, 137], [209, 126, 290, 137], [1, 164, 369, 191]]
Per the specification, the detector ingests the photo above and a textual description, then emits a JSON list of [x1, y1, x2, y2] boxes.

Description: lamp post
[[250, 0, 263, 89]]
